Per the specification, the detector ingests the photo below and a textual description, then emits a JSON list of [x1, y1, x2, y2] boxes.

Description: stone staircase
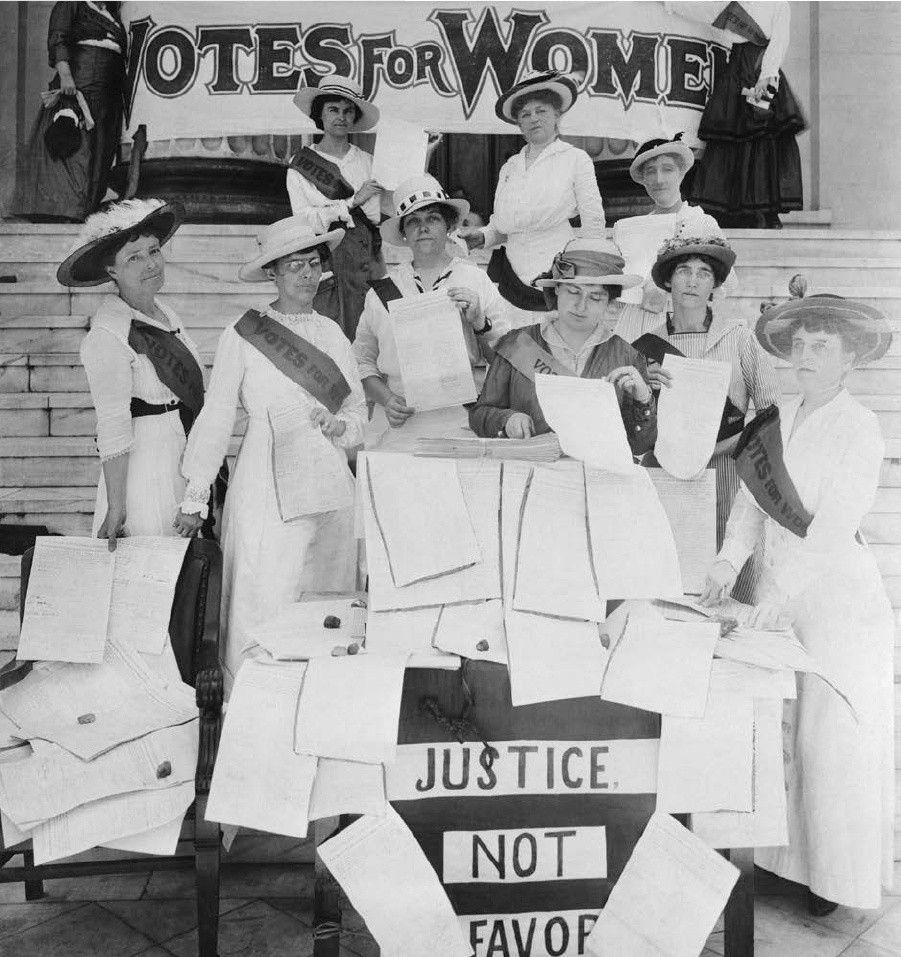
[[1, 223, 901, 855]]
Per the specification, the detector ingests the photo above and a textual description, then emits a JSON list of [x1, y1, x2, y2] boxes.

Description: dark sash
[[632, 333, 746, 442], [234, 309, 351, 414], [712, 1, 769, 45], [127, 320, 205, 430], [487, 248, 549, 312], [288, 147, 354, 201], [495, 331, 575, 381], [733, 406, 812, 538], [369, 276, 404, 310]]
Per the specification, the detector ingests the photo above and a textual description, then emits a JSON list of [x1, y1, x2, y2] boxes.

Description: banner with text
[[121, 1, 729, 142]]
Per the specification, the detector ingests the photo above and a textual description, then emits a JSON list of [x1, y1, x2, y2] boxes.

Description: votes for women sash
[[733, 405, 812, 537], [128, 320, 205, 428], [711, 2, 769, 45], [288, 147, 355, 202], [234, 310, 351, 414], [369, 276, 403, 310], [495, 331, 576, 381]]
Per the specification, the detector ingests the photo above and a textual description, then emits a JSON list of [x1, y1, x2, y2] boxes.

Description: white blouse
[[480, 139, 606, 282], [352, 257, 510, 396], [180, 308, 366, 507], [286, 143, 381, 235], [79, 295, 204, 461], [718, 389, 884, 600]]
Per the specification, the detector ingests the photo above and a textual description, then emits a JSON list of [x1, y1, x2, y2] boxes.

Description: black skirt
[[13, 45, 124, 222], [690, 42, 807, 216]]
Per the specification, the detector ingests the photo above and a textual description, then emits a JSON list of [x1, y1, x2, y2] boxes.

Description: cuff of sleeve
[[180, 500, 209, 520], [717, 541, 750, 577], [99, 444, 133, 464], [181, 483, 211, 519]]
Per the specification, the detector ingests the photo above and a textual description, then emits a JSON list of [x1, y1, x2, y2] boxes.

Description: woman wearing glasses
[[642, 228, 780, 600], [174, 218, 366, 690], [469, 238, 656, 455]]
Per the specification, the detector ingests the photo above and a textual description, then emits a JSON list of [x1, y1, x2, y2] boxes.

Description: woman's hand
[[98, 505, 127, 552], [456, 227, 485, 251], [425, 132, 444, 161], [384, 392, 415, 428], [173, 509, 203, 539], [699, 560, 738, 606], [56, 61, 76, 97], [310, 406, 347, 439], [352, 179, 383, 208], [748, 600, 790, 631], [504, 412, 535, 439], [447, 286, 481, 325], [645, 361, 674, 391], [607, 366, 652, 403]]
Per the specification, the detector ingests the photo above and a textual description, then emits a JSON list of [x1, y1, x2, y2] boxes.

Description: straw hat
[[293, 75, 380, 132], [495, 70, 579, 124], [651, 224, 736, 289], [629, 133, 695, 183], [56, 198, 184, 288], [239, 218, 344, 283], [379, 175, 469, 247], [756, 293, 892, 364], [534, 238, 642, 291]]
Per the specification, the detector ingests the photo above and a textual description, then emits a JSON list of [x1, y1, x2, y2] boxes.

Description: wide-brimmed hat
[[380, 175, 469, 247], [651, 224, 737, 288], [629, 133, 695, 183], [495, 70, 579, 124], [293, 75, 380, 132], [534, 238, 642, 292], [56, 198, 184, 288], [756, 293, 892, 364], [239, 218, 344, 283]]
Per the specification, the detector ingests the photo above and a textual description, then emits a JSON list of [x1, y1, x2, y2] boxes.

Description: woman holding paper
[[469, 238, 655, 454], [457, 72, 606, 329], [643, 228, 780, 599], [173, 218, 366, 690], [611, 135, 735, 343], [56, 198, 207, 549], [353, 174, 509, 450], [289, 77, 441, 339], [702, 295, 894, 914]]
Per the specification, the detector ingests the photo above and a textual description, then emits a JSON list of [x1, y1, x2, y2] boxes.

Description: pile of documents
[[414, 432, 563, 462], [0, 536, 199, 863]]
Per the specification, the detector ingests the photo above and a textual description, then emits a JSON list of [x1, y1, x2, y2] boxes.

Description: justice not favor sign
[[388, 666, 659, 957]]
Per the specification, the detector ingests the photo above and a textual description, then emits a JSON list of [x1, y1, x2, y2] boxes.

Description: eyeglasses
[[672, 263, 715, 281], [277, 258, 321, 275]]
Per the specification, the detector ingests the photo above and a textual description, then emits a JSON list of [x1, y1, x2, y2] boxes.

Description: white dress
[[79, 295, 204, 537], [718, 389, 894, 908], [180, 308, 367, 690], [481, 139, 605, 329]]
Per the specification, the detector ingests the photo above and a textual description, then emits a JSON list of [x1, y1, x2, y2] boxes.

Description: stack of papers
[[414, 433, 563, 462], [0, 535, 199, 863]]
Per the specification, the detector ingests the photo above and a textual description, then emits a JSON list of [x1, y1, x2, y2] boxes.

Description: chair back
[[19, 538, 222, 685]]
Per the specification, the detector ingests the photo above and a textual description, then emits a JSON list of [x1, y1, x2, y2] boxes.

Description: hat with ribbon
[[293, 75, 380, 132], [651, 223, 737, 289], [495, 70, 579, 124], [534, 238, 642, 291], [756, 286, 892, 365], [629, 133, 695, 183], [239, 217, 344, 283], [379, 175, 469, 247], [56, 198, 184, 288]]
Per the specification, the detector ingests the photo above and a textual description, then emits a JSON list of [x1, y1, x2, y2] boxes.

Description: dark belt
[[130, 397, 194, 435]]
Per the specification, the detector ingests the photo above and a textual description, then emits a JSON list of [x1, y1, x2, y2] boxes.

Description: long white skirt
[[91, 409, 187, 538]]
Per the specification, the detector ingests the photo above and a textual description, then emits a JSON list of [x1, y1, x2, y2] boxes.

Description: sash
[[495, 331, 575, 381], [288, 147, 354, 201], [632, 333, 746, 442], [487, 248, 549, 312], [234, 309, 351, 414], [732, 406, 812, 538], [369, 276, 404, 310], [712, 1, 769, 46], [128, 320, 205, 430]]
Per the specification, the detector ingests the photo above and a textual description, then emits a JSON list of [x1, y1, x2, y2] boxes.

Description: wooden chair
[[0, 538, 225, 957]]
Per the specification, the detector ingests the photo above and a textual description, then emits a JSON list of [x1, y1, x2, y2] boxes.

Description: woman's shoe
[[807, 890, 839, 916]]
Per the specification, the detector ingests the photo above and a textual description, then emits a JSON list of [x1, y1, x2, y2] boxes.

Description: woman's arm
[[759, 1, 791, 85], [572, 149, 606, 241], [47, 2, 77, 68], [468, 352, 518, 438]]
